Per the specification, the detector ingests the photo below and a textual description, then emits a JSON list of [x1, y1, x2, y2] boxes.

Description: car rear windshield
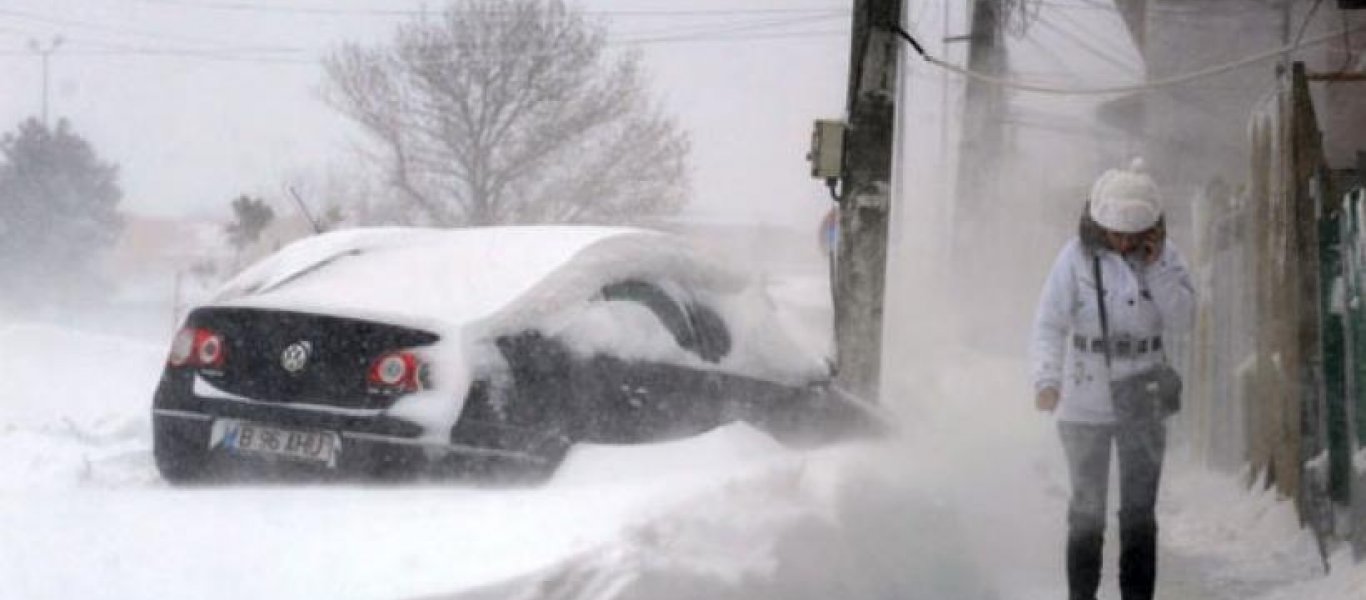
[[230, 249, 362, 298]]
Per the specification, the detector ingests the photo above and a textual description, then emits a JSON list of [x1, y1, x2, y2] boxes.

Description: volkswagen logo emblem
[[280, 341, 312, 373]]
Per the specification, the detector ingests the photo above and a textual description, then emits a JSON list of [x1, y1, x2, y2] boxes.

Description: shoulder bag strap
[[1092, 253, 1112, 369]]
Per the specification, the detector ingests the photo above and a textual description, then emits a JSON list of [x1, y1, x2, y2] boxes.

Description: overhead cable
[[619, 28, 845, 46], [0, 9, 847, 65], [1031, 10, 1140, 75], [0, 6, 285, 52], [0, 27, 848, 64], [890, 22, 1366, 96], [133, 0, 849, 19], [615, 13, 845, 43], [1292, 0, 1327, 51]]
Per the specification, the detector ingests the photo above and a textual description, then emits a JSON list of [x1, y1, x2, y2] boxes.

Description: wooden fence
[[1190, 62, 1365, 558]]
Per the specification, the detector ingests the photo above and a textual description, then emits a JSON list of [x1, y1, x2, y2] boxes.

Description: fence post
[[1248, 112, 1274, 488], [1346, 152, 1366, 561]]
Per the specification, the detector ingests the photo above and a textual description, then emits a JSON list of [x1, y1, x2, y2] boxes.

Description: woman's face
[[1102, 218, 1165, 261], [1104, 229, 1146, 255]]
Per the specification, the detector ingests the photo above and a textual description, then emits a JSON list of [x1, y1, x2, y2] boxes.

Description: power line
[[43, 45, 313, 63], [0, 28, 848, 66], [1033, 7, 1139, 75], [1012, 31, 1091, 84], [893, 21, 1366, 96], [619, 29, 846, 47], [616, 14, 845, 44], [0, 4, 847, 54], [1292, 0, 1327, 50], [0, 0, 856, 70], [133, 0, 849, 19], [613, 12, 844, 42], [0, 9, 849, 66], [0, 6, 292, 52], [1338, 5, 1358, 71], [0, 33, 312, 61]]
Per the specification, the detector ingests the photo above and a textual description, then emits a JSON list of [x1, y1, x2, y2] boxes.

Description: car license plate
[[216, 420, 341, 467]]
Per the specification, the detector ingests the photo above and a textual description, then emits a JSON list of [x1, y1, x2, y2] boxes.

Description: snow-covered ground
[[1, 304, 1362, 600]]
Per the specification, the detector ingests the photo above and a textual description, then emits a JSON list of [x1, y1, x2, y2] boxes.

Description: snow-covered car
[[151, 226, 878, 483]]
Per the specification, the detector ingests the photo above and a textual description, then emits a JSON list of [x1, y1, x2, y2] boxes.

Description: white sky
[[0, 0, 1147, 238], [0, 0, 854, 232]]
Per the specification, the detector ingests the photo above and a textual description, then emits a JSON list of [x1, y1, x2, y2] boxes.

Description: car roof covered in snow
[[210, 225, 746, 336]]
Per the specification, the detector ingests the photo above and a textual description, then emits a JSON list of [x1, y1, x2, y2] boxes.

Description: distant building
[[233, 212, 318, 271], [108, 215, 224, 284]]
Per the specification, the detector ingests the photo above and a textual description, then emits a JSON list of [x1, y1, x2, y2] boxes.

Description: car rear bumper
[[152, 408, 547, 465], [152, 370, 552, 476]]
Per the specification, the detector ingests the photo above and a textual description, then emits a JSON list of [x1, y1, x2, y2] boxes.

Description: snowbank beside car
[[446, 439, 995, 600], [0, 322, 163, 489]]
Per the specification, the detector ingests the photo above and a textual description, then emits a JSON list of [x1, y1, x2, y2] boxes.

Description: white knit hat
[[1088, 159, 1162, 233]]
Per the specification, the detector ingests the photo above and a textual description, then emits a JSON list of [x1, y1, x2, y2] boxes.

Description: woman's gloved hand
[[1138, 221, 1166, 264]]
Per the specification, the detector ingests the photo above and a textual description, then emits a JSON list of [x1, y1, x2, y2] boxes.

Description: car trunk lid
[[184, 307, 439, 410]]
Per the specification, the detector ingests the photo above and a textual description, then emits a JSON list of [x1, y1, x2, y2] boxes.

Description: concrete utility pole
[[944, 0, 1009, 347], [953, 0, 1004, 233], [833, 0, 903, 402], [28, 36, 63, 127]]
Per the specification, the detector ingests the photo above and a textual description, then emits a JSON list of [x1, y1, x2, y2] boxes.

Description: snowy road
[[0, 319, 1360, 599]]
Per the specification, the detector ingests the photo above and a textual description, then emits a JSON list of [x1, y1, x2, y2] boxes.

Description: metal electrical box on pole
[[818, 0, 902, 403], [808, 120, 846, 180]]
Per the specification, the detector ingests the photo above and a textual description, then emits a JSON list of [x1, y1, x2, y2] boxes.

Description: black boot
[[1067, 514, 1104, 600], [1119, 511, 1157, 600]]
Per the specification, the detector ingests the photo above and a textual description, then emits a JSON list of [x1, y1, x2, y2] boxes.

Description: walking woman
[[1029, 161, 1195, 600]]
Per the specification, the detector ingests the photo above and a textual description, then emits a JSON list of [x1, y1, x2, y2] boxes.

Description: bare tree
[[323, 0, 690, 226]]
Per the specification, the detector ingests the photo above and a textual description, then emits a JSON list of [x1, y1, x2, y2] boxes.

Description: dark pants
[[1059, 420, 1166, 600]]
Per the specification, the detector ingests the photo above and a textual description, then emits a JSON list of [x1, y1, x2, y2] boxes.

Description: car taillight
[[367, 351, 426, 393], [168, 327, 226, 368]]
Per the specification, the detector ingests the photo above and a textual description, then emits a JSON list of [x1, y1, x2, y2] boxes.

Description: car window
[[598, 280, 733, 364], [228, 248, 363, 298], [599, 279, 698, 355], [686, 302, 731, 363]]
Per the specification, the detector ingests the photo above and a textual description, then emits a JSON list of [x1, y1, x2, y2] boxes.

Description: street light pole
[[27, 36, 64, 127]]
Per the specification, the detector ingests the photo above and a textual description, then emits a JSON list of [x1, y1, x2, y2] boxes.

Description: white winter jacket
[[1030, 238, 1195, 424]]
